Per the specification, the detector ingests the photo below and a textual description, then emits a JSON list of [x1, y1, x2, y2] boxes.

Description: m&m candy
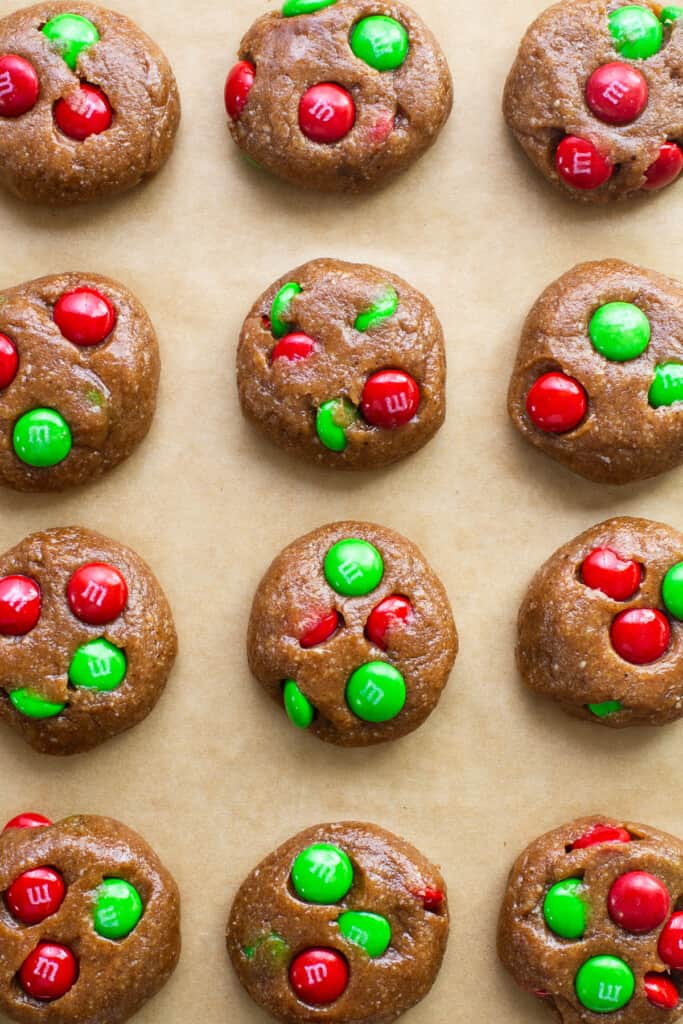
[[93, 878, 143, 939], [289, 948, 349, 1005], [610, 608, 670, 664], [67, 562, 128, 625], [19, 942, 78, 1001], [659, 912, 683, 969], [585, 63, 648, 125], [608, 6, 663, 60], [270, 282, 302, 339], [338, 910, 391, 957], [0, 333, 18, 389], [588, 700, 623, 718], [300, 610, 340, 648], [350, 16, 409, 71], [645, 974, 679, 1010], [292, 843, 353, 903], [316, 397, 358, 452], [649, 363, 683, 408], [283, 679, 315, 729], [662, 6, 683, 24], [663, 562, 683, 619], [54, 288, 116, 346], [575, 955, 635, 1012], [589, 302, 651, 361], [272, 332, 318, 363], [7, 867, 65, 924], [366, 596, 412, 650], [608, 871, 669, 933], [581, 548, 642, 601], [0, 575, 41, 635], [9, 689, 66, 719], [416, 887, 444, 912], [643, 142, 683, 191], [556, 136, 612, 190], [54, 85, 113, 141], [3, 812, 52, 832], [69, 639, 127, 692], [543, 878, 587, 939], [525, 372, 587, 433], [361, 370, 419, 429], [13, 408, 72, 467], [282, 0, 338, 13], [225, 61, 255, 121], [0, 55, 39, 117], [324, 539, 383, 596], [299, 83, 355, 144], [355, 286, 398, 332], [346, 661, 406, 722], [570, 824, 631, 850], [42, 13, 99, 70]]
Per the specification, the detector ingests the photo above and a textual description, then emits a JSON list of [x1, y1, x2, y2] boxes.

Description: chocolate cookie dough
[[0, 810, 180, 1022], [0, 272, 160, 492], [237, 259, 446, 469], [224, 0, 452, 193], [0, 1, 180, 205], [517, 515, 683, 727], [248, 521, 457, 746], [227, 821, 448, 1024], [0, 526, 177, 754], [504, 1, 683, 201], [498, 816, 683, 1021], [508, 259, 683, 485]]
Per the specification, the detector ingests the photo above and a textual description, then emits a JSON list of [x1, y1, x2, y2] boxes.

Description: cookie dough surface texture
[[237, 259, 446, 469], [0, 272, 160, 492], [504, 0, 683, 202], [0, 813, 180, 1024], [508, 259, 683, 484], [498, 815, 683, 1023], [0, 1, 180, 205], [225, 0, 452, 192], [0, 526, 177, 754], [248, 520, 457, 746], [227, 821, 449, 1024], [517, 515, 683, 727]]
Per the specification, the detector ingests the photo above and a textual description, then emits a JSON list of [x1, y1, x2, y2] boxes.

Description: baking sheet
[[2, 0, 683, 1021]]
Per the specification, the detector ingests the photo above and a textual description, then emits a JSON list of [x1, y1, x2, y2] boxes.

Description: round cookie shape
[[237, 259, 446, 470], [0, 813, 180, 1024], [0, 272, 160, 492], [498, 816, 683, 1023], [516, 516, 683, 728], [0, 526, 177, 754], [223, 0, 452, 193], [247, 521, 457, 746], [508, 259, 683, 485], [0, 1, 180, 205], [503, 0, 683, 202], [226, 821, 449, 1024]]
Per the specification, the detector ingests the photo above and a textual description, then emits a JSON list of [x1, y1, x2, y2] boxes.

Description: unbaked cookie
[[504, 1, 683, 201], [498, 815, 683, 1022], [517, 515, 683, 727], [508, 259, 683, 485], [248, 521, 457, 746], [0, 272, 160, 492], [237, 259, 446, 469], [0, 810, 180, 1023], [224, 0, 452, 193], [0, 1, 180, 205], [227, 821, 448, 1024], [0, 526, 177, 754]]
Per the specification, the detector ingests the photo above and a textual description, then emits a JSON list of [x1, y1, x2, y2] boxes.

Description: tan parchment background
[[1, 0, 683, 1021]]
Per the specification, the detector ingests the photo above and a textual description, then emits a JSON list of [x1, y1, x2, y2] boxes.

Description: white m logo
[[310, 100, 334, 123], [304, 963, 328, 984], [0, 70, 13, 98], [33, 957, 58, 983], [81, 580, 107, 607]]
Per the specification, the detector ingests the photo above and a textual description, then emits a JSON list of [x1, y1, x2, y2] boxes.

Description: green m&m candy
[[271, 282, 302, 339], [346, 662, 406, 722], [282, 0, 338, 14], [316, 397, 358, 452], [661, 6, 683, 23], [242, 932, 288, 961], [589, 303, 651, 362], [68, 639, 126, 692], [609, 6, 663, 59], [9, 688, 65, 719], [324, 538, 383, 596], [662, 562, 683, 619], [13, 409, 72, 467], [649, 362, 683, 407], [588, 700, 623, 718], [338, 910, 391, 957], [543, 878, 587, 939], [42, 13, 99, 70], [291, 843, 353, 903], [350, 17, 409, 71], [355, 286, 398, 332], [575, 955, 635, 1012], [93, 878, 143, 939], [283, 679, 314, 729]]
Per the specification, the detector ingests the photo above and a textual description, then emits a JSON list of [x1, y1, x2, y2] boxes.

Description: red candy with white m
[[54, 84, 112, 141], [19, 942, 78, 1001], [556, 136, 612, 190], [289, 948, 349, 1005], [7, 867, 65, 924], [361, 370, 420, 429], [0, 54, 39, 117], [67, 562, 128, 625], [299, 83, 355, 144], [0, 575, 41, 635], [586, 63, 648, 126]]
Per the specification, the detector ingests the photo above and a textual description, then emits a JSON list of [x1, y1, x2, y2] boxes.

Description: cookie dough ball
[[237, 259, 446, 469], [0, 272, 160, 492], [0, 526, 177, 754], [508, 259, 683, 485], [0, 811, 180, 1023], [224, 0, 452, 193], [227, 821, 448, 1024], [498, 815, 683, 1022], [248, 521, 457, 746], [504, 1, 683, 201], [0, 1, 180, 205], [516, 515, 683, 727]]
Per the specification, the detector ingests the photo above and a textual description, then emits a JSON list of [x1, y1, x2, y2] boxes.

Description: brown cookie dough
[[508, 259, 683, 485], [248, 521, 457, 746], [0, 812, 180, 1024], [0, 526, 177, 755], [224, 0, 452, 193], [503, 0, 683, 202], [0, 272, 160, 492], [0, 1, 180, 206], [498, 815, 683, 1023], [517, 516, 683, 727], [237, 259, 446, 469], [227, 821, 448, 1024]]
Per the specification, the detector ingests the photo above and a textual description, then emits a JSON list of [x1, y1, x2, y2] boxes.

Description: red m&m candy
[[526, 372, 587, 433], [556, 135, 613, 190], [272, 332, 318, 363], [299, 83, 355, 144], [571, 824, 631, 850], [3, 812, 52, 832], [366, 596, 412, 650], [608, 872, 669, 933], [0, 333, 18, 389], [645, 973, 679, 1010], [361, 370, 419, 429], [643, 142, 683, 191], [0, 575, 41, 636], [0, 55, 39, 117], [54, 84, 112, 141], [19, 943, 77, 1001], [54, 288, 116, 347], [586, 63, 648, 126], [225, 60, 255, 121], [611, 608, 670, 665], [300, 610, 341, 648], [7, 867, 65, 924], [416, 887, 444, 912], [581, 548, 642, 601], [289, 948, 349, 1005], [659, 912, 683, 969], [67, 562, 127, 625]]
